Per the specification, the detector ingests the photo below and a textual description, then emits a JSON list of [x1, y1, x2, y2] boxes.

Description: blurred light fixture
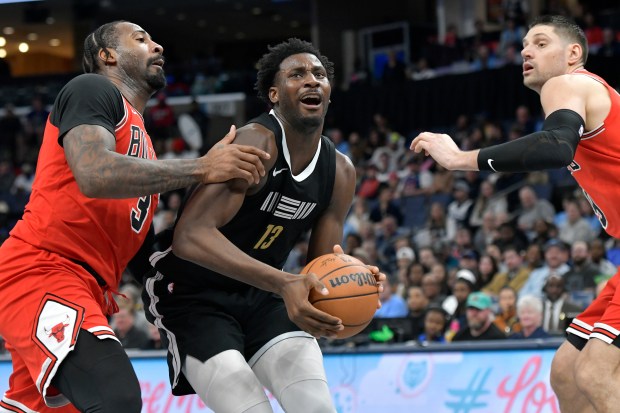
[[0, 49, 6, 58], [18, 42, 28, 52], [3, 27, 14, 35], [0, 37, 5, 47], [49, 38, 60, 47], [27, 33, 37, 41]]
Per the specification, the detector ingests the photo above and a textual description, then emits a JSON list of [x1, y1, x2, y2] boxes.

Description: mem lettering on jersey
[[260, 192, 317, 220]]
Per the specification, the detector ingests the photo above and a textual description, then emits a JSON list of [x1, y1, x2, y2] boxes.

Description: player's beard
[[146, 69, 166, 92]]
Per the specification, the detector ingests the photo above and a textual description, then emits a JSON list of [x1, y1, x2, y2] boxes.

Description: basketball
[[302, 253, 379, 339]]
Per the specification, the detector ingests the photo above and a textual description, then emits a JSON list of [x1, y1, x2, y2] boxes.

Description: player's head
[[522, 15, 587, 91], [83, 21, 166, 92], [255, 38, 334, 128]]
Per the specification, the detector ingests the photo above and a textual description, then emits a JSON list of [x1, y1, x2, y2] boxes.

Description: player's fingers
[[217, 125, 236, 144], [332, 244, 344, 254]]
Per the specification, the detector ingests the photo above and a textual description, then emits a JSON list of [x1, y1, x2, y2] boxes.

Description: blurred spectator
[[417, 305, 449, 345], [509, 295, 549, 339], [406, 262, 426, 288], [477, 254, 500, 289], [495, 221, 528, 253], [563, 240, 600, 306], [381, 50, 407, 85], [369, 184, 403, 226], [473, 211, 499, 253], [146, 91, 176, 142], [370, 131, 406, 174], [411, 57, 437, 81], [558, 199, 596, 244], [513, 105, 537, 135], [0, 160, 15, 194], [429, 163, 455, 198], [141, 323, 164, 350], [582, 12, 604, 54], [421, 273, 446, 306], [187, 98, 209, 151], [356, 163, 381, 200], [589, 238, 617, 278], [0, 104, 23, 161], [530, 218, 557, 247], [497, 18, 525, 58], [446, 180, 474, 240], [469, 179, 508, 228], [483, 245, 530, 297], [452, 292, 506, 341], [344, 197, 370, 237], [24, 96, 48, 147], [502, 0, 529, 26], [347, 131, 366, 166], [326, 127, 350, 158], [374, 275, 408, 318], [520, 239, 571, 298], [405, 286, 427, 340], [470, 44, 502, 71], [442, 269, 477, 330], [11, 163, 34, 195], [414, 202, 449, 248], [112, 307, 149, 349], [516, 185, 556, 238], [395, 156, 432, 198], [542, 273, 583, 336], [493, 286, 522, 336], [597, 27, 620, 57], [524, 242, 544, 271]]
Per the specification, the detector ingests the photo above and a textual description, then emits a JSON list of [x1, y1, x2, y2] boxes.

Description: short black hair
[[529, 15, 588, 65], [254, 38, 335, 105], [82, 20, 126, 74]]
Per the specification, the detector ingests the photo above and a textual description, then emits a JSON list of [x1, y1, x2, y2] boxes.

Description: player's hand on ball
[[333, 244, 385, 309], [279, 272, 344, 339]]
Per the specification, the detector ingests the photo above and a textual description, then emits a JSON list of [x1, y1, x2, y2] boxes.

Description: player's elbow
[[74, 175, 103, 198]]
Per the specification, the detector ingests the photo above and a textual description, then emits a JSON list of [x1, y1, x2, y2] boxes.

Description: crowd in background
[[1, 2, 620, 351]]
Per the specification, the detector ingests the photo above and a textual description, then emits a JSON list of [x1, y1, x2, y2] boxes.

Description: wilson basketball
[[302, 253, 379, 339]]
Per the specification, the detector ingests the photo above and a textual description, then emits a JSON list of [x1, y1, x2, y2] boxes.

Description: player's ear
[[567, 43, 582, 66], [268, 87, 278, 104], [98, 47, 117, 66]]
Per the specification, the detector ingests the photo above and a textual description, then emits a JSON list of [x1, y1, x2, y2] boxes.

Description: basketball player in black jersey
[[142, 38, 384, 412]]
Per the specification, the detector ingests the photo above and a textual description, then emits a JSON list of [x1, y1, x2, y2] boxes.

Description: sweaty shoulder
[[51, 73, 125, 145], [236, 121, 277, 159], [541, 73, 609, 129]]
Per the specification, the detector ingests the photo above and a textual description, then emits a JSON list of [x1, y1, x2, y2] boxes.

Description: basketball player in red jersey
[[0, 21, 272, 413], [411, 15, 619, 413]]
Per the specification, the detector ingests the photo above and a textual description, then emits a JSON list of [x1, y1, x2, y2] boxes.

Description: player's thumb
[[307, 273, 329, 296], [332, 244, 344, 254], [218, 125, 237, 144]]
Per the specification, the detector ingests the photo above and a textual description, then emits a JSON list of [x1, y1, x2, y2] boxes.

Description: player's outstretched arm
[[411, 109, 583, 173], [64, 124, 270, 199]]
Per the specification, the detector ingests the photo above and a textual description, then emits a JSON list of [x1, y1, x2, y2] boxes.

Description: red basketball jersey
[[568, 69, 620, 238], [11, 96, 159, 289]]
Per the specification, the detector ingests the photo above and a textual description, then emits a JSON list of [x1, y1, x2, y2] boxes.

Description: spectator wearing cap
[[442, 269, 477, 330], [374, 275, 408, 318], [452, 292, 506, 341], [519, 239, 571, 299], [509, 295, 550, 339], [493, 286, 522, 336], [458, 249, 479, 273], [542, 273, 583, 336], [446, 180, 474, 241], [483, 245, 531, 298]]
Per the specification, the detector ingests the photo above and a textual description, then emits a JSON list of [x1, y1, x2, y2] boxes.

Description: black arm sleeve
[[50, 74, 124, 146], [477, 109, 584, 172]]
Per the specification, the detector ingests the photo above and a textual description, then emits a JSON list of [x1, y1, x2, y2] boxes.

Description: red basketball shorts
[[0, 237, 119, 412], [567, 267, 620, 348]]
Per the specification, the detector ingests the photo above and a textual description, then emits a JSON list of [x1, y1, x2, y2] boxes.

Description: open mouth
[[151, 59, 165, 68], [300, 94, 322, 107], [522, 62, 533, 73]]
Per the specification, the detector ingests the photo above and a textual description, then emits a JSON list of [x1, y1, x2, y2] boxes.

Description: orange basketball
[[302, 253, 379, 339]]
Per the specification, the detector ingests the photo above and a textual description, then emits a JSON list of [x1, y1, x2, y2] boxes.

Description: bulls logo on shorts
[[33, 294, 84, 358]]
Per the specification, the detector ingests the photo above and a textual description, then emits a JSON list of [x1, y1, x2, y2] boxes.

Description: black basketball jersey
[[151, 111, 337, 289]]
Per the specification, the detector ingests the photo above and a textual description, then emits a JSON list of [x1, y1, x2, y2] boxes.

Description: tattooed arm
[[64, 124, 270, 199]]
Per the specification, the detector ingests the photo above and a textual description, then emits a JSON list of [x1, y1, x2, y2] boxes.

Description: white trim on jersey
[[115, 97, 129, 132], [269, 109, 322, 183], [149, 247, 172, 267], [144, 271, 183, 389], [1, 396, 39, 413]]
